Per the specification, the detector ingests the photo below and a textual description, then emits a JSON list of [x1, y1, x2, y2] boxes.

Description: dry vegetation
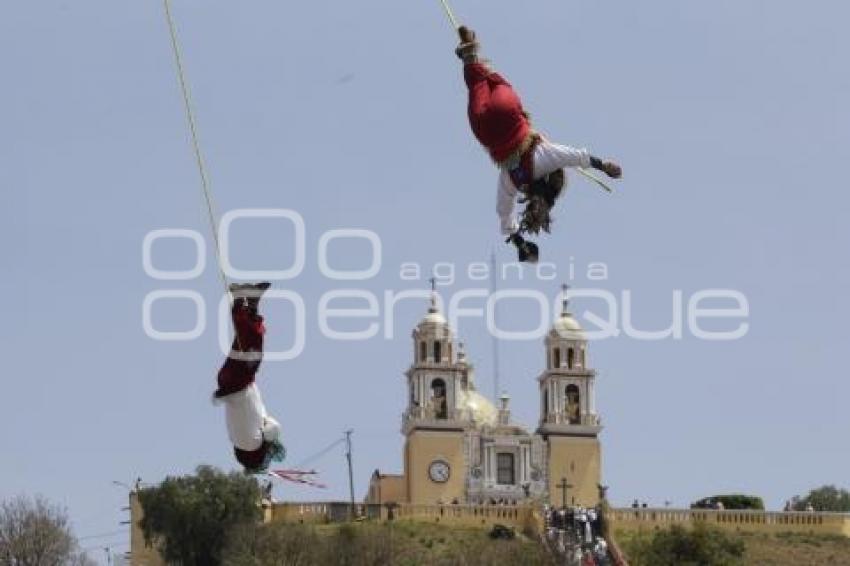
[[616, 526, 850, 566], [223, 520, 555, 566], [739, 531, 850, 566]]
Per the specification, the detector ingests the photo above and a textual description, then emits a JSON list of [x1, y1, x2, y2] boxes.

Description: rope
[[576, 168, 614, 193], [438, 0, 460, 29], [162, 0, 231, 297]]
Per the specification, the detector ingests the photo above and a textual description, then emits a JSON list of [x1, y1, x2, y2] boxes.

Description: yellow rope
[[162, 0, 231, 295], [576, 167, 614, 193], [438, 0, 460, 29], [162, 0, 250, 355]]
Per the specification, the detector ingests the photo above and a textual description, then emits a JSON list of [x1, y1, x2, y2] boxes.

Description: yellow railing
[[608, 508, 850, 537], [270, 502, 540, 531]]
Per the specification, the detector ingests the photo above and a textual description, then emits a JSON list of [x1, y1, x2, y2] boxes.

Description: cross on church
[[556, 477, 574, 509], [561, 283, 570, 314]]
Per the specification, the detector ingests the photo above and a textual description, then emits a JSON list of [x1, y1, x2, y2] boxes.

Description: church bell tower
[[402, 281, 473, 504], [538, 285, 603, 507]]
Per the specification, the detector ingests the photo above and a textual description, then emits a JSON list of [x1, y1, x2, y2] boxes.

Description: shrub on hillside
[[623, 523, 746, 566]]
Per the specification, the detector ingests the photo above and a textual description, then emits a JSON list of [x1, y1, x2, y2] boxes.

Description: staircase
[[541, 505, 626, 566]]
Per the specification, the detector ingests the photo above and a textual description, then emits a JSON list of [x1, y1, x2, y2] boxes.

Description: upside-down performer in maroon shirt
[[214, 282, 285, 473]]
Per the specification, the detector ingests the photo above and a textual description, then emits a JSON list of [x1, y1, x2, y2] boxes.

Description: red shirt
[[465, 63, 531, 163], [215, 305, 266, 398]]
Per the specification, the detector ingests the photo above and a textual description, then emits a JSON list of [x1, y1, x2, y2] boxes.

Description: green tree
[[623, 523, 746, 566], [137, 465, 263, 566], [791, 485, 850, 512], [691, 494, 765, 510]]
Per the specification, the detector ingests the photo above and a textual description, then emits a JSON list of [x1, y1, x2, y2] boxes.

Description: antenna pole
[[490, 251, 501, 399]]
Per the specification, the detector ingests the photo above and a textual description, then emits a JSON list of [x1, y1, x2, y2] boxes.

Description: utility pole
[[345, 429, 355, 519], [556, 477, 574, 510]]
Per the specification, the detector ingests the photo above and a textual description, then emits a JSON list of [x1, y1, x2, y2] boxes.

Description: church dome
[[419, 306, 447, 327], [459, 390, 498, 427], [550, 286, 584, 340], [551, 312, 584, 339], [416, 282, 450, 332]]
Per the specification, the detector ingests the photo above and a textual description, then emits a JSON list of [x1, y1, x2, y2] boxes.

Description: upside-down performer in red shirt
[[214, 282, 285, 474], [456, 26, 622, 263]]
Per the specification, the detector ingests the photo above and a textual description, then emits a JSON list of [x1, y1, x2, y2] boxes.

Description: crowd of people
[[543, 504, 611, 566]]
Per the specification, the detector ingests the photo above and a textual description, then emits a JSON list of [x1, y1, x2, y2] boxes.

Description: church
[[366, 286, 603, 508]]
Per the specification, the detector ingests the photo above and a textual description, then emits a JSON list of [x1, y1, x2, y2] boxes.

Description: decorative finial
[[457, 341, 466, 360], [428, 277, 439, 313], [561, 283, 570, 316]]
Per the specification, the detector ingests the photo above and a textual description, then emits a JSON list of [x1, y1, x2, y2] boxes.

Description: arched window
[[419, 341, 427, 363], [567, 348, 575, 369], [542, 390, 549, 418], [431, 378, 447, 419], [565, 384, 581, 424], [553, 348, 561, 369], [434, 341, 442, 363], [581, 349, 586, 368]]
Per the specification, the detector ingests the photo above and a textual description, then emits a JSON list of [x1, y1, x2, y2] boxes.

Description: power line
[[78, 530, 126, 541], [293, 437, 346, 469]]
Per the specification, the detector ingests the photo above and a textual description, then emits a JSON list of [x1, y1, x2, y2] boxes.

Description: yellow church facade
[[367, 288, 602, 509]]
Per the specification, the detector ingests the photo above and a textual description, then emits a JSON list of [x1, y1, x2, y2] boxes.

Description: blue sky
[[2, 0, 849, 559]]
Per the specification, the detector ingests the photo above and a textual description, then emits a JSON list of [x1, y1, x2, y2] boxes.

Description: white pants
[[222, 383, 280, 452], [497, 140, 591, 236]]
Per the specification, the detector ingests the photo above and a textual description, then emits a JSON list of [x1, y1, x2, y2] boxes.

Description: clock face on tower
[[428, 459, 451, 483]]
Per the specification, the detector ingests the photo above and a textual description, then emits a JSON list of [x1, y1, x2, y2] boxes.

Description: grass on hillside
[[615, 527, 850, 566], [740, 531, 850, 566], [223, 519, 555, 566]]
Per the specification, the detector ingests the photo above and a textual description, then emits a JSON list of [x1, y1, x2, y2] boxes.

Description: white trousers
[[222, 382, 281, 452], [496, 140, 591, 236]]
